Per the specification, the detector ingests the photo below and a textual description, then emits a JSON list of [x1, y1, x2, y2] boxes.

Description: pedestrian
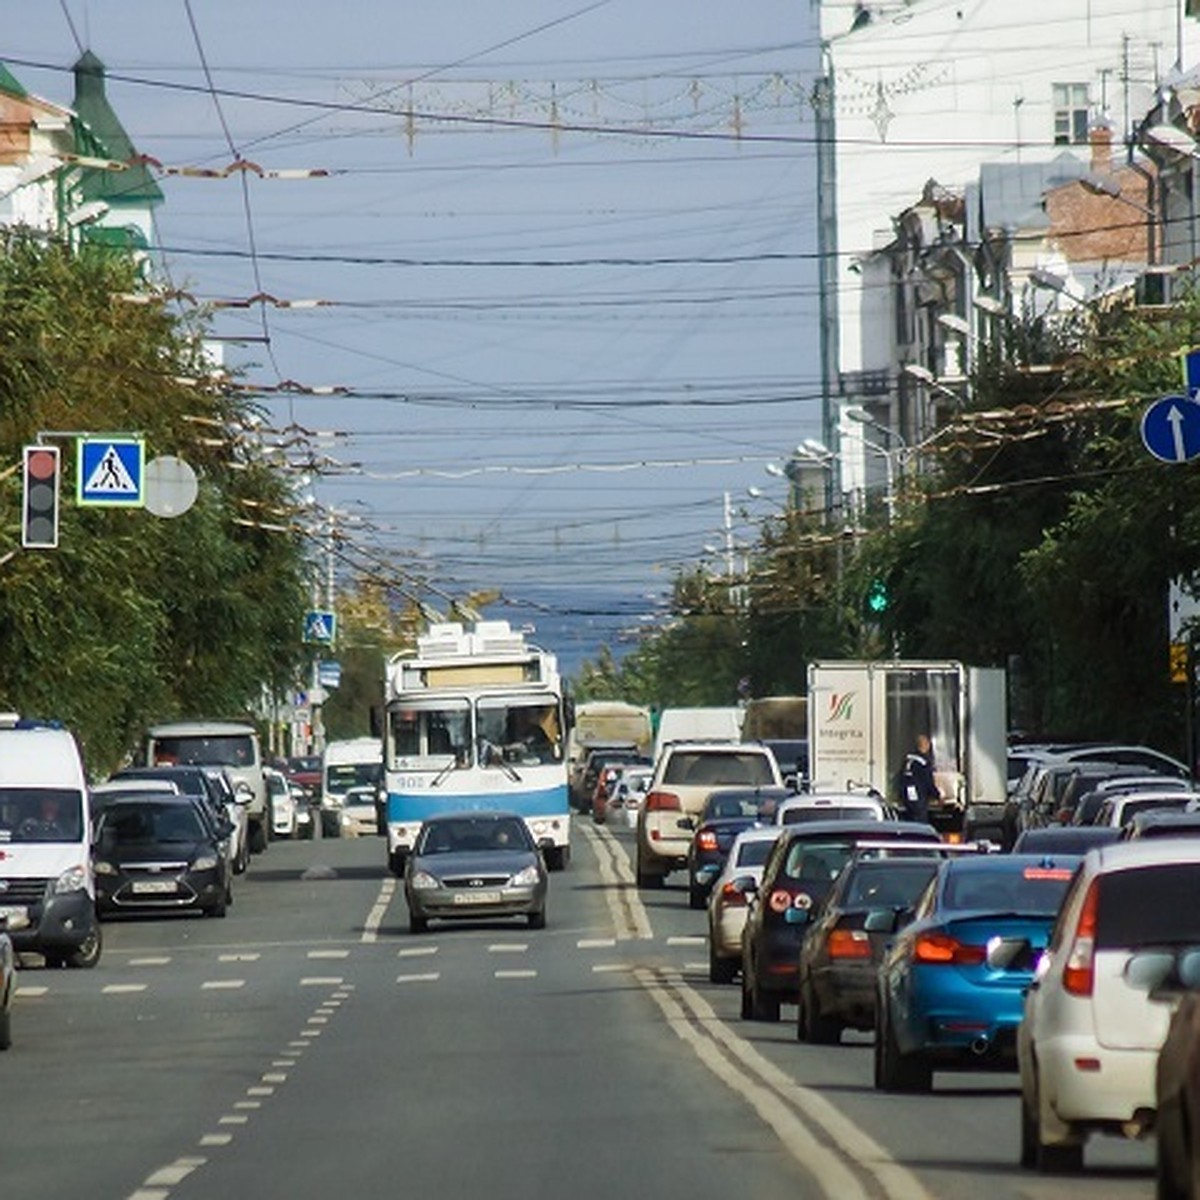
[[898, 734, 939, 824]]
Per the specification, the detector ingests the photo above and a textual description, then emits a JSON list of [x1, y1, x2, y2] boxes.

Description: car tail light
[[827, 928, 871, 959], [645, 790, 681, 813], [696, 829, 719, 852], [720, 880, 749, 906], [914, 933, 986, 966], [1063, 879, 1099, 997]]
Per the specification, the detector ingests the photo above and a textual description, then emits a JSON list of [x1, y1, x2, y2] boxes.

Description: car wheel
[[875, 1000, 930, 1092], [1029, 1067, 1084, 1174], [408, 911, 428, 935], [527, 909, 547, 930], [709, 941, 737, 985], [66, 924, 102, 970], [688, 884, 706, 911], [207, 896, 227, 919]]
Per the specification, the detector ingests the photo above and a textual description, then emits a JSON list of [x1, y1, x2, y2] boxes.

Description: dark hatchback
[[93, 796, 231, 918], [686, 785, 787, 910], [797, 853, 943, 1044], [740, 820, 940, 1023]]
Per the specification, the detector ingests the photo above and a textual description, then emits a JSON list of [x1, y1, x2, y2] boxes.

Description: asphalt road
[[3, 819, 1156, 1200]]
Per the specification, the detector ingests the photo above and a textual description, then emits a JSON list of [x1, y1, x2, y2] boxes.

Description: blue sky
[[8, 1, 821, 658]]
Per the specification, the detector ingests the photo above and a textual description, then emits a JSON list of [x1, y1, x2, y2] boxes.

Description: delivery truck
[[806, 660, 1006, 837]]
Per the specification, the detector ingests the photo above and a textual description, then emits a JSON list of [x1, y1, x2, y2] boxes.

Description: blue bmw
[[874, 853, 1078, 1093]]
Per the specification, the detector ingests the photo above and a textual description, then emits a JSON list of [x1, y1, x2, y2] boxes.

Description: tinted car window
[[942, 863, 1074, 914], [782, 840, 852, 883], [1095, 865, 1200, 948], [734, 839, 775, 869], [842, 860, 938, 908], [663, 752, 774, 787], [782, 805, 879, 825]]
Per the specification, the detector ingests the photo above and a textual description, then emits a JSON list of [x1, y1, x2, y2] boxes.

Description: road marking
[[103, 984, 148, 995], [398, 946, 438, 957], [488, 943, 528, 953], [307, 1015, 329, 1025], [129, 956, 171, 966], [298, 1028, 321, 1038], [235, 1101, 261, 1110], [288, 1040, 309, 1050], [218, 1115, 249, 1126], [247, 1086, 275, 1097], [218, 953, 259, 962], [577, 937, 616, 949], [142, 1158, 205, 1187], [307, 948, 350, 959], [272, 1059, 296, 1067], [494, 969, 537, 979], [592, 963, 632, 973], [300, 976, 344, 986], [683, 961, 707, 972], [667, 936, 705, 947], [128, 1190, 169, 1200], [199, 1134, 233, 1147], [202, 980, 245, 990], [397, 972, 440, 983], [362, 877, 396, 944], [16, 986, 48, 998], [579, 822, 653, 940]]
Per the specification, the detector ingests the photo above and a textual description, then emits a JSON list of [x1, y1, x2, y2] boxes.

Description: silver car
[[404, 812, 548, 934]]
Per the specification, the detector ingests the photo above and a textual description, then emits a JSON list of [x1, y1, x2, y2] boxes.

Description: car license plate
[[452, 891, 501, 905], [131, 880, 177, 895], [0, 904, 28, 929]]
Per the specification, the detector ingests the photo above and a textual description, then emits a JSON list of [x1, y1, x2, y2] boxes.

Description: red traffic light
[[22, 444, 61, 549]]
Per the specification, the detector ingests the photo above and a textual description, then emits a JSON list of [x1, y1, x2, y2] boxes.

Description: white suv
[[1018, 840, 1200, 1173], [635, 742, 782, 888]]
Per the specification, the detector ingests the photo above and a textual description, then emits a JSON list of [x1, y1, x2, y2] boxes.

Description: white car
[[706, 826, 781, 984], [1018, 840, 1200, 1173], [1090, 790, 1200, 829], [265, 767, 296, 838], [775, 792, 890, 826]]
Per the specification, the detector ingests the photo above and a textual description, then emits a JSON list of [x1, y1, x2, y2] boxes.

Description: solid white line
[[396, 972, 440, 983], [202, 980, 245, 990]]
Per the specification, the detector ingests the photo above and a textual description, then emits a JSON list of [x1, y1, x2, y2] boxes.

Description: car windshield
[[0, 788, 84, 843], [842, 860, 939, 908], [781, 840, 852, 884], [326, 763, 381, 793], [418, 817, 531, 855], [663, 752, 775, 788], [99, 804, 206, 844], [153, 734, 254, 769], [942, 864, 1075, 915]]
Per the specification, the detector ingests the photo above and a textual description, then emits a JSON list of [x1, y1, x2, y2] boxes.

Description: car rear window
[[734, 839, 775, 869], [782, 805, 879, 824], [781, 840, 852, 884], [1095, 864, 1200, 948], [843, 860, 939, 908], [663, 752, 775, 787], [942, 864, 1074, 914], [1117, 797, 1190, 824]]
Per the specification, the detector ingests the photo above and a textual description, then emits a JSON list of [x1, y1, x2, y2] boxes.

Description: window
[[1052, 83, 1089, 145]]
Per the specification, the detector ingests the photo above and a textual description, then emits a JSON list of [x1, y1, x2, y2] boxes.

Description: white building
[[816, 0, 1197, 506]]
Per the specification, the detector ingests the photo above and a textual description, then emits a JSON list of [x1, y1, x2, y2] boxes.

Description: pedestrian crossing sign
[[77, 438, 145, 507], [304, 610, 337, 645]]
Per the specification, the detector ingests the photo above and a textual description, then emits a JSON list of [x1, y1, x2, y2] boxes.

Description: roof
[[965, 152, 1089, 242], [71, 51, 163, 207]]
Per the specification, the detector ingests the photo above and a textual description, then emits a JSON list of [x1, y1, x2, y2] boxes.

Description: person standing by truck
[[898, 734, 940, 824]]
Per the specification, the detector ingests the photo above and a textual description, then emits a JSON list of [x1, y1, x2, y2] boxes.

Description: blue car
[[874, 853, 1079, 1093]]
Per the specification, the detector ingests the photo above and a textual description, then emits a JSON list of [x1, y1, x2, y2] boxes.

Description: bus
[[382, 621, 571, 876]]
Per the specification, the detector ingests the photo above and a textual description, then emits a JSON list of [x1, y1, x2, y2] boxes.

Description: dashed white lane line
[[397, 972, 440, 983], [307, 949, 350, 959], [592, 964, 632, 974], [307, 1016, 329, 1025], [16, 986, 48, 998], [300, 976, 344, 986], [144, 1158, 205, 1187], [272, 1059, 296, 1068], [298, 1028, 322, 1038], [578, 937, 616, 949], [247, 1086, 275, 1097], [683, 962, 708, 972], [488, 943, 528, 953], [667, 936, 706, 947], [199, 1134, 233, 1147], [129, 1190, 169, 1200], [202, 980, 245, 991], [218, 1115, 249, 1126], [362, 877, 397, 944], [218, 953, 259, 963], [104, 984, 148, 995], [398, 946, 438, 957], [129, 956, 171, 966], [494, 969, 537, 979], [235, 1101, 261, 1110], [262, 1072, 288, 1084]]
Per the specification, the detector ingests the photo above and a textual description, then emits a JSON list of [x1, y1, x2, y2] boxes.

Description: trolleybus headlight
[[410, 870, 440, 890], [510, 865, 540, 887]]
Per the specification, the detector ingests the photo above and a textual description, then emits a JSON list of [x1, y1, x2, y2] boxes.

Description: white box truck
[[806, 660, 1007, 838]]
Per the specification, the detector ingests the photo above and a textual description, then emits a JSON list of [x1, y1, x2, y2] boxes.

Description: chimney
[[1090, 120, 1114, 173]]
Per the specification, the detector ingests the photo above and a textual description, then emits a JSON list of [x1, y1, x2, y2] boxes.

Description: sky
[[7, 1, 822, 669]]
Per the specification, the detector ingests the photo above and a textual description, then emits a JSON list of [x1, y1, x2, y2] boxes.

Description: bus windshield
[[477, 699, 563, 766], [389, 701, 471, 768]]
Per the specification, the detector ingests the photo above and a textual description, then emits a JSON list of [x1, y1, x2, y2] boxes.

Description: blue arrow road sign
[[77, 438, 145, 507], [1142, 395, 1200, 464], [304, 610, 337, 644]]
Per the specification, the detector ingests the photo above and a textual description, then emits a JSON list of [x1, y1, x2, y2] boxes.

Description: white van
[[144, 720, 268, 853], [0, 718, 101, 968], [322, 737, 383, 837]]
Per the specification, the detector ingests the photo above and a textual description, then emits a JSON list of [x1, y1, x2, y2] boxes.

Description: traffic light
[[22, 444, 61, 549], [865, 577, 889, 616]]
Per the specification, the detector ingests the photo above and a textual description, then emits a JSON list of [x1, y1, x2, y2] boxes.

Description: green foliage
[[0, 234, 310, 773]]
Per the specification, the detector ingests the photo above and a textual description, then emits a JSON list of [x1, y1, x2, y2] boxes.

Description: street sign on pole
[[77, 437, 145, 507], [1141, 395, 1200, 464], [1183, 348, 1200, 398], [304, 610, 337, 645]]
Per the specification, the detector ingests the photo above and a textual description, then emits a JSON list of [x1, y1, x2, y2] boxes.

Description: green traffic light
[[866, 579, 888, 614]]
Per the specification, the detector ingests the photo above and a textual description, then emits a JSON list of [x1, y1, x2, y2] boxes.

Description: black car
[[93, 796, 231, 918], [686, 785, 787, 910], [740, 820, 940, 1023], [796, 853, 942, 1043]]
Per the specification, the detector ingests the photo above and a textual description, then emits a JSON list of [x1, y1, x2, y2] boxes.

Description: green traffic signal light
[[866, 578, 889, 615]]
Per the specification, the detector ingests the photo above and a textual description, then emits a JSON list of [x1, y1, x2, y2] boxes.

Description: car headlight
[[93, 860, 117, 877], [530, 820, 549, 835], [54, 865, 88, 894], [510, 865, 541, 887], [410, 870, 440, 890], [192, 855, 219, 871]]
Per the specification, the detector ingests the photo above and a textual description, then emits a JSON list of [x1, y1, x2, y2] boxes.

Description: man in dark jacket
[[899, 734, 939, 824]]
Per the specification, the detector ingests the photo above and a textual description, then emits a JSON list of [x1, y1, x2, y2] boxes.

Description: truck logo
[[827, 692, 856, 721]]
